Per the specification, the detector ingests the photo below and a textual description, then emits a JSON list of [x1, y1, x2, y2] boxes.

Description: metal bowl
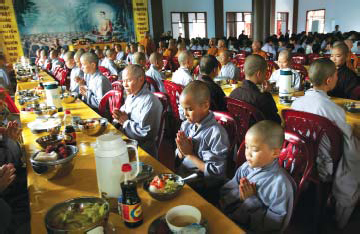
[[45, 196, 110, 233], [34, 106, 58, 116], [143, 173, 184, 201], [78, 118, 108, 136], [61, 92, 78, 104], [36, 134, 64, 149], [18, 96, 40, 106], [16, 75, 32, 82], [30, 145, 78, 180], [28, 119, 62, 134]]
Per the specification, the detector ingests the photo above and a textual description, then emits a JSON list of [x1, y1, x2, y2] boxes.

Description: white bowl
[[165, 205, 201, 232]]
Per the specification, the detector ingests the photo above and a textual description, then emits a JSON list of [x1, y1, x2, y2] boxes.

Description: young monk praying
[[145, 52, 166, 92], [220, 120, 295, 233], [175, 80, 230, 202]]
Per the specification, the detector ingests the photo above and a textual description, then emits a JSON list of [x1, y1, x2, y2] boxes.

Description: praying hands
[[112, 108, 129, 125], [79, 85, 88, 97], [176, 130, 194, 158], [0, 164, 16, 193], [239, 178, 257, 201], [0, 121, 22, 141]]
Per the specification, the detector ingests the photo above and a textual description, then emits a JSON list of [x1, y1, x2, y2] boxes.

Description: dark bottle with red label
[[121, 163, 143, 228], [63, 110, 76, 145]]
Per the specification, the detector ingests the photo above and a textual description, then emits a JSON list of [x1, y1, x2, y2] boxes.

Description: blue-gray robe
[[176, 112, 230, 185], [69, 66, 83, 93], [100, 57, 119, 76], [220, 160, 295, 233], [82, 71, 111, 110], [145, 64, 166, 93], [120, 84, 163, 157]]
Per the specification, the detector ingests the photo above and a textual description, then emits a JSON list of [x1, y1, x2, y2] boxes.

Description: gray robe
[[82, 71, 112, 110], [220, 160, 295, 233], [100, 57, 119, 76], [291, 89, 360, 228], [69, 66, 83, 93], [176, 112, 230, 185], [145, 64, 166, 93], [219, 62, 240, 81], [120, 84, 163, 157]]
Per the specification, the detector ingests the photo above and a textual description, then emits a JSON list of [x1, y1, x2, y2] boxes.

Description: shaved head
[[220, 50, 231, 59], [74, 50, 84, 61], [149, 52, 163, 64], [181, 80, 210, 105], [106, 48, 116, 57], [178, 51, 193, 66], [63, 51, 74, 61], [123, 64, 145, 80], [309, 58, 336, 86], [278, 50, 291, 62], [244, 54, 267, 77], [247, 120, 284, 149], [80, 52, 98, 67], [133, 52, 146, 65]]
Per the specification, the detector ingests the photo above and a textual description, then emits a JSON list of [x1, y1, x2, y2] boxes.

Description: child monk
[[291, 58, 360, 228], [220, 120, 295, 233], [329, 42, 360, 99], [269, 50, 301, 90], [176, 80, 230, 202], [100, 49, 119, 76], [145, 52, 166, 92], [63, 51, 84, 93]]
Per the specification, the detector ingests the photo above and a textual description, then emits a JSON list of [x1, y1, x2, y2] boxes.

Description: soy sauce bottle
[[121, 163, 143, 228]]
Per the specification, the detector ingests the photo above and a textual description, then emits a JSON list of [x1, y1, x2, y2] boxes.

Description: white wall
[[162, 0, 215, 38], [298, 0, 360, 33], [275, 0, 293, 34], [223, 0, 252, 37]]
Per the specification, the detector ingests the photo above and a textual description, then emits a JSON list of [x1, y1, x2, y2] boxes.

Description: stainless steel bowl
[[16, 75, 32, 82], [78, 118, 108, 136], [45, 196, 110, 233], [61, 92, 78, 104], [30, 145, 78, 180]]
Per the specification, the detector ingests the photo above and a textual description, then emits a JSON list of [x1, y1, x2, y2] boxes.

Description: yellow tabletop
[[222, 84, 360, 127], [19, 72, 244, 233], [68, 42, 127, 51], [16, 75, 54, 91]]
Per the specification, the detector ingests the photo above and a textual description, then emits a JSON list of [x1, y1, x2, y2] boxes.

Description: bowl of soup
[[165, 205, 201, 232]]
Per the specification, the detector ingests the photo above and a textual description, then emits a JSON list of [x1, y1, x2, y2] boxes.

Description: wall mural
[[14, 0, 135, 58]]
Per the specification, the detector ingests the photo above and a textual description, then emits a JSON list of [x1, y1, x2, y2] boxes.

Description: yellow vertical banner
[[0, 0, 23, 63], [132, 0, 149, 42]]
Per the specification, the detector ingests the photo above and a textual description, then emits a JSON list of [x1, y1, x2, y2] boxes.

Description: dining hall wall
[[162, 0, 215, 38], [223, 0, 252, 37], [298, 0, 360, 33]]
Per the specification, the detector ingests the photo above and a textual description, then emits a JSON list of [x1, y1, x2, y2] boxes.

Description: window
[[276, 12, 289, 35], [306, 9, 325, 34], [226, 12, 252, 38], [171, 12, 207, 39]]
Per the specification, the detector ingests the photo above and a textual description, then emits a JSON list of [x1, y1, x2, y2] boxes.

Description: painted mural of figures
[[99, 11, 113, 36]]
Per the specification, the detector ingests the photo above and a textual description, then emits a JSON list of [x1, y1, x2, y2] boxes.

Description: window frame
[[305, 9, 326, 34], [276, 11, 289, 35], [226, 11, 253, 38], [170, 12, 208, 39]]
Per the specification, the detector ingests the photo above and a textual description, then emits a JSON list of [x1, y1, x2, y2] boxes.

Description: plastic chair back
[[225, 97, 265, 144], [281, 109, 343, 179], [307, 53, 322, 65], [236, 63, 245, 81], [279, 130, 313, 204], [291, 54, 307, 65], [111, 81, 123, 91], [153, 92, 169, 158], [98, 90, 124, 116], [163, 80, 184, 121], [266, 60, 279, 80], [193, 65, 200, 77], [98, 66, 111, 77], [146, 76, 160, 92]]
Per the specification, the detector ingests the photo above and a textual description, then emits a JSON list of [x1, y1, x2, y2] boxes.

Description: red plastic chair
[[266, 60, 279, 80], [58, 58, 65, 64], [213, 111, 237, 178], [98, 66, 111, 77], [235, 52, 246, 61], [171, 57, 180, 72], [56, 68, 70, 87], [0, 88, 19, 113], [291, 63, 308, 89], [98, 90, 124, 116], [307, 53, 322, 65], [193, 65, 200, 77], [237, 63, 245, 81], [282, 109, 343, 231], [279, 130, 313, 205], [146, 76, 160, 92], [291, 53, 307, 65], [153, 92, 169, 159], [225, 97, 265, 144], [52, 66, 62, 77], [162, 56, 171, 71], [163, 80, 184, 121], [111, 81, 123, 91]]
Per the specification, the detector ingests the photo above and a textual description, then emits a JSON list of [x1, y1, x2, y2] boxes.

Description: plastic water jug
[[94, 133, 140, 201], [279, 69, 294, 101], [43, 81, 62, 110]]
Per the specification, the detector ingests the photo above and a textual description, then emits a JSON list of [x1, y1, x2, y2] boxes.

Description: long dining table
[[17, 71, 245, 233], [221, 83, 360, 127]]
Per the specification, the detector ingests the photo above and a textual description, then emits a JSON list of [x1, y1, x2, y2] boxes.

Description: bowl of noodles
[[44, 196, 110, 233]]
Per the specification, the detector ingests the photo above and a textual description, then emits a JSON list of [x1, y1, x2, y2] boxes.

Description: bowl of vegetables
[[30, 144, 78, 180], [78, 118, 108, 136], [45, 196, 110, 233], [143, 174, 184, 201]]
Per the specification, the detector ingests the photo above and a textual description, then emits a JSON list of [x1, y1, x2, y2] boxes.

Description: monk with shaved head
[[230, 54, 281, 123], [172, 51, 194, 86], [252, 40, 268, 59], [176, 80, 230, 202], [145, 52, 166, 92]]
